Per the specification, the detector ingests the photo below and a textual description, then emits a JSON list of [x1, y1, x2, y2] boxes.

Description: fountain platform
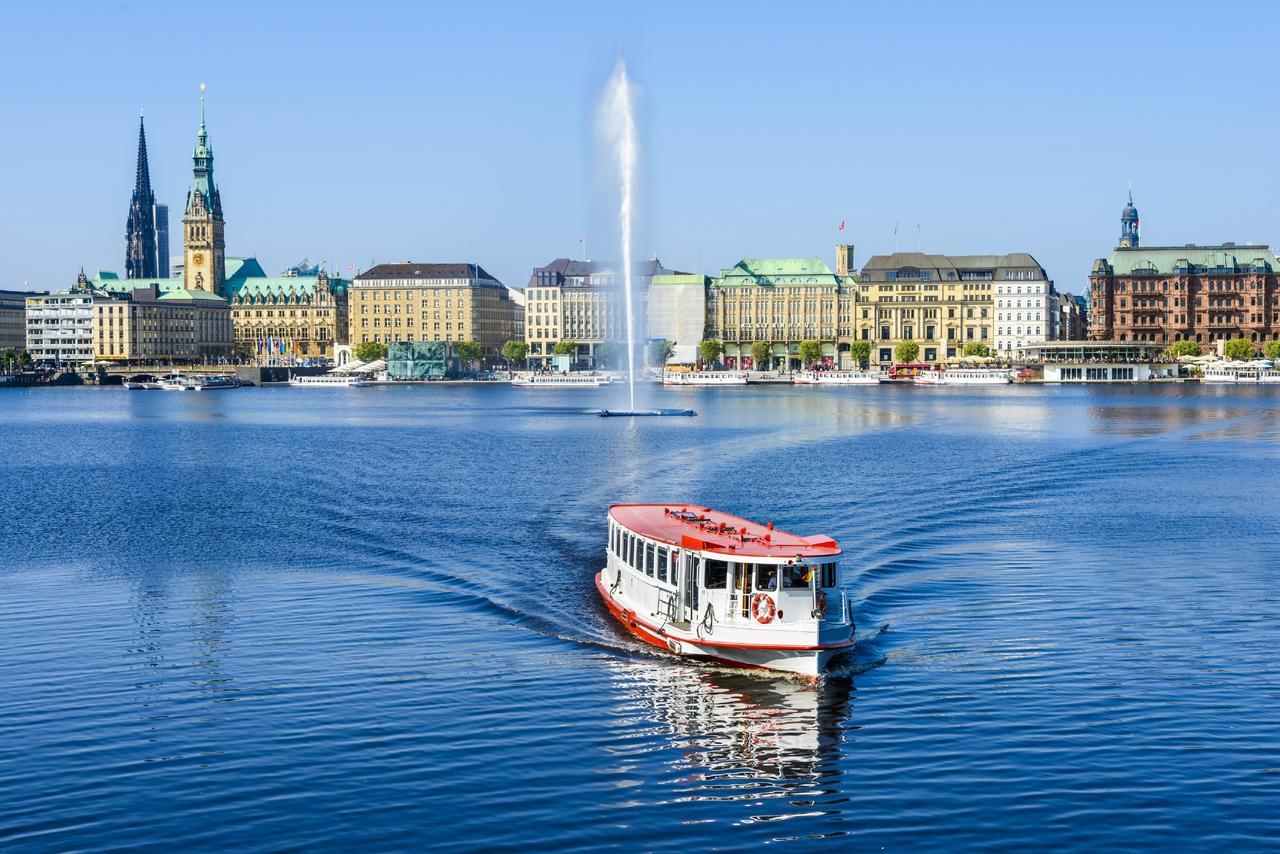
[[598, 408, 696, 418]]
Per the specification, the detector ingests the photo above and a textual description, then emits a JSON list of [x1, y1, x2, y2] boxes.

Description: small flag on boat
[[838, 220, 846, 231]]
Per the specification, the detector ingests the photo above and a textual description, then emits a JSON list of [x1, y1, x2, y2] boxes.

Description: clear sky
[[3, 0, 1278, 293]]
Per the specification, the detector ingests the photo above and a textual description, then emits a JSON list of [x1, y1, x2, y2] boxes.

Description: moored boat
[[159, 373, 241, 391], [597, 504, 855, 677], [914, 368, 1010, 385], [288, 373, 371, 387], [662, 371, 748, 386], [1202, 362, 1279, 383], [792, 370, 880, 385], [512, 373, 610, 388]]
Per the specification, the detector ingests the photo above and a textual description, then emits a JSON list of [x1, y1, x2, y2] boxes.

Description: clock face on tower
[[192, 252, 206, 265]]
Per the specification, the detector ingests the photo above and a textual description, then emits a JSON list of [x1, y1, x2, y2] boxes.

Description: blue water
[[2, 383, 1279, 850]]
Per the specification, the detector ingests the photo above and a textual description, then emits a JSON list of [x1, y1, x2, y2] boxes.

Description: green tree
[[894, 339, 920, 364], [750, 341, 772, 369], [232, 341, 255, 363], [1263, 340, 1280, 361], [798, 339, 824, 367], [18, 349, 33, 369], [849, 340, 871, 370], [1, 348, 14, 372], [647, 339, 674, 366], [962, 342, 991, 357], [501, 340, 528, 367], [455, 339, 484, 369], [1223, 338, 1256, 361], [354, 341, 387, 363], [595, 341, 620, 369], [1167, 340, 1202, 358], [551, 340, 578, 356], [699, 338, 723, 367]]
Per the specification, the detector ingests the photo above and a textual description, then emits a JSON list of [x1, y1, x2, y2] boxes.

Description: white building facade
[[26, 288, 95, 365], [994, 260, 1054, 358]]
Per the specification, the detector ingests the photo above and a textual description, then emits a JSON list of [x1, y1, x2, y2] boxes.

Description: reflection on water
[[607, 659, 851, 817]]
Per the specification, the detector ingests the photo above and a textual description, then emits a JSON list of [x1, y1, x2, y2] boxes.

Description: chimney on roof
[[835, 244, 855, 277]]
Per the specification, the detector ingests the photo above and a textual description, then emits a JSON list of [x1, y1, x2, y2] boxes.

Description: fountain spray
[[601, 58, 639, 413]]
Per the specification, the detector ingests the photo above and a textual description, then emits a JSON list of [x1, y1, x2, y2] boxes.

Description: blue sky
[[2, 1, 1277, 293]]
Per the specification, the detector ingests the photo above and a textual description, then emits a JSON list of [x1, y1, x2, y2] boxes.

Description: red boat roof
[[609, 504, 840, 559]]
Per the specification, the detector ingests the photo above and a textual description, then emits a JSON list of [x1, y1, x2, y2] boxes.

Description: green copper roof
[[158, 287, 226, 303], [713, 257, 853, 287], [1104, 245, 1280, 275]]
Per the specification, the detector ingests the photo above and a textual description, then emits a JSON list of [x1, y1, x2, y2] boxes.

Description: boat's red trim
[[595, 573, 855, 652], [608, 504, 840, 559]]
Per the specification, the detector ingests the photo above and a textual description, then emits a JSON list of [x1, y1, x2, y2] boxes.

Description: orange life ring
[[751, 592, 776, 624]]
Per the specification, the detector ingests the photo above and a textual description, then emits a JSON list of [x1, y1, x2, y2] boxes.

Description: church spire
[[125, 113, 158, 279], [1119, 184, 1139, 249]]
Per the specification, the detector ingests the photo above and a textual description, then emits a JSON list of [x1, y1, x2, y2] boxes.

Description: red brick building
[[1089, 196, 1279, 346]]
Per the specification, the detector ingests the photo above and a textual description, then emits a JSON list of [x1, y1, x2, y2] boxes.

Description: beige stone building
[[350, 263, 520, 361], [855, 252, 1000, 365], [93, 283, 232, 364]]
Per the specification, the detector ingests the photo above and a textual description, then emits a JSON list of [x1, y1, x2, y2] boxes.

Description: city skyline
[[5, 1, 1280, 291]]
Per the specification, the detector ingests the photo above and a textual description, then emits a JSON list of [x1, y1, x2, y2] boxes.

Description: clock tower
[[183, 90, 225, 294]]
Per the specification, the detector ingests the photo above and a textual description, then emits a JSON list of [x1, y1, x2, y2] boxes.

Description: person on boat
[[756, 565, 778, 591]]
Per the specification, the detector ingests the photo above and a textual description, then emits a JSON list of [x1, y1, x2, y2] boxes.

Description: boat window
[[645, 543, 656, 577], [657, 548, 669, 583], [628, 533, 637, 568], [703, 559, 728, 589], [822, 563, 837, 588], [782, 564, 810, 589], [755, 564, 778, 591]]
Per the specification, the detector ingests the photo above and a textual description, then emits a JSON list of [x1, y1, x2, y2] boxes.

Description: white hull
[[597, 572, 850, 677], [1203, 367, 1280, 384], [289, 376, 371, 387], [512, 375, 609, 388], [793, 371, 880, 385], [663, 372, 748, 386], [915, 370, 1010, 386]]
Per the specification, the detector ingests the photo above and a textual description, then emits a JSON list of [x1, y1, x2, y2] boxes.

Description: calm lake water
[[2, 382, 1279, 851]]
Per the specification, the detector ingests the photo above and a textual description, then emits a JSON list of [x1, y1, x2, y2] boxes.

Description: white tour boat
[[792, 370, 880, 386], [159, 373, 241, 391], [512, 373, 611, 388], [662, 371, 749, 386], [914, 368, 1010, 386], [122, 379, 164, 390], [289, 374, 371, 387], [1202, 363, 1280, 384], [597, 504, 855, 677]]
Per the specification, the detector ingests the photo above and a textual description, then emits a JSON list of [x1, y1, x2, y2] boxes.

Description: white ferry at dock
[[914, 368, 1010, 386], [662, 371, 748, 386], [792, 370, 880, 385], [1201, 362, 1280, 384], [512, 373, 611, 388], [288, 374, 372, 387], [158, 373, 241, 391], [598, 504, 855, 677]]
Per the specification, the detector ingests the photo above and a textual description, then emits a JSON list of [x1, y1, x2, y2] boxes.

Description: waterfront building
[[25, 272, 96, 364], [93, 283, 232, 364], [856, 252, 1006, 365], [224, 260, 350, 360], [1089, 240, 1280, 347], [648, 273, 709, 364], [90, 259, 350, 362], [0, 289, 47, 351], [125, 116, 159, 280], [1028, 340, 1177, 382], [387, 340, 457, 379], [524, 258, 675, 368], [351, 263, 520, 362], [706, 256, 856, 369], [990, 256, 1053, 357], [182, 98, 226, 295]]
